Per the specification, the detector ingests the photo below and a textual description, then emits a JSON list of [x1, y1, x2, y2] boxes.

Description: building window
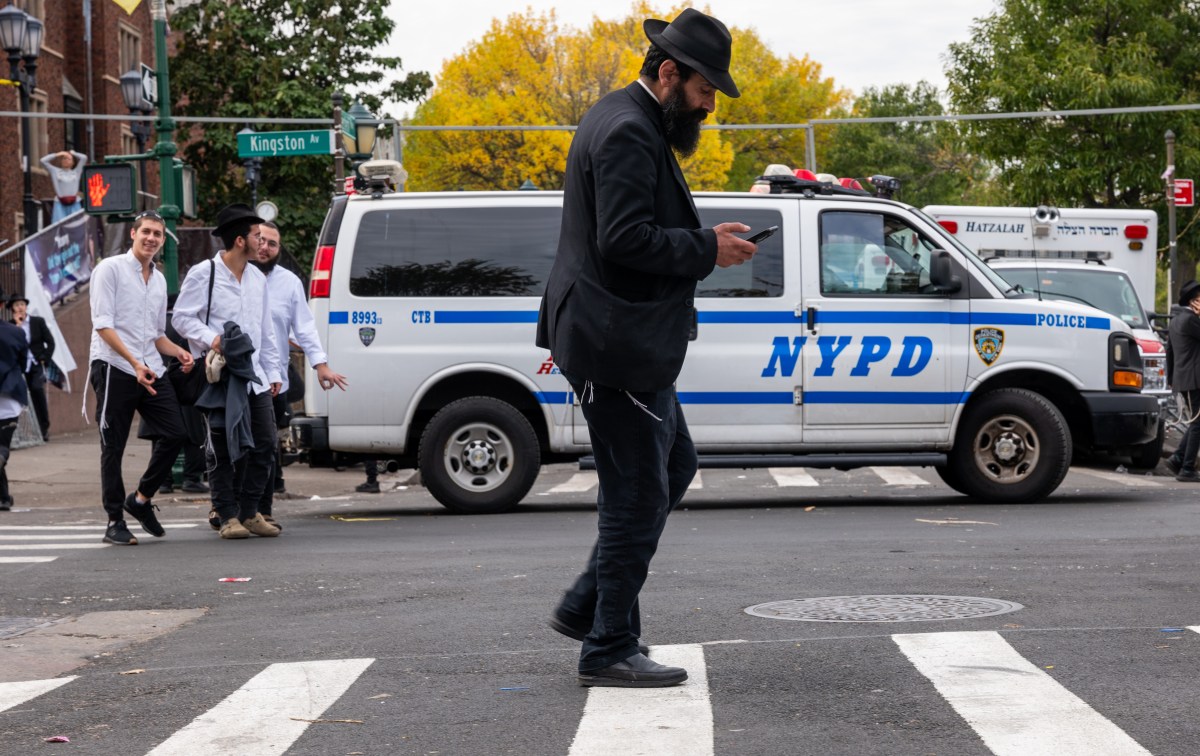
[[64, 96, 84, 154], [20, 93, 49, 168], [15, 0, 44, 21], [120, 126, 139, 157], [118, 22, 142, 75]]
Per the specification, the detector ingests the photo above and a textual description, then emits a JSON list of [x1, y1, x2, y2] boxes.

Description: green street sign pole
[[152, 0, 180, 295]]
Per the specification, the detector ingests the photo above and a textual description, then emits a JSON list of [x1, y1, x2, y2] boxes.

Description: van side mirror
[[930, 250, 962, 293]]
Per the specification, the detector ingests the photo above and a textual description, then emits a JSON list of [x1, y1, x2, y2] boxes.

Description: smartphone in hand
[[745, 225, 779, 244]]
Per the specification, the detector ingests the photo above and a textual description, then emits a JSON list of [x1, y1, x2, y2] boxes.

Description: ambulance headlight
[[1108, 333, 1143, 392]]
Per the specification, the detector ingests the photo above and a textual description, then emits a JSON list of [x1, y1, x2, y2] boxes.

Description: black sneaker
[[103, 520, 138, 545], [181, 480, 210, 494], [0, 498, 10, 511], [356, 480, 381, 494], [1165, 456, 1182, 476], [123, 493, 166, 537], [1176, 470, 1200, 483], [158, 481, 174, 495]]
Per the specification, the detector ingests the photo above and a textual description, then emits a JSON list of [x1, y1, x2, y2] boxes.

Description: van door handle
[[806, 306, 817, 334]]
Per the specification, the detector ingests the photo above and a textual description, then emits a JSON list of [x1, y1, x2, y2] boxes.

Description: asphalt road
[[1, 462, 1199, 755]]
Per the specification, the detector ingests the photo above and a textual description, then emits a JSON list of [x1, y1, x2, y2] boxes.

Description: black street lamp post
[[1, 4, 43, 239], [342, 100, 380, 172], [237, 126, 263, 206], [120, 69, 153, 211]]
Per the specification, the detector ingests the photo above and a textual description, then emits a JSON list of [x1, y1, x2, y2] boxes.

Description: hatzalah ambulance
[[290, 163, 1159, 513]]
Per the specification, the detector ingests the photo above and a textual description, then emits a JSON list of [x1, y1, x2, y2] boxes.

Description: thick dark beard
[[662, 81, 706, 158], [249, 257, 278, 274]]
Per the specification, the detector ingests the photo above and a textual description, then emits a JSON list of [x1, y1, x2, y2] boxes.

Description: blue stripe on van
[[533, 390, 971, 406], [435, 311, 539, 323], [329, 311, 349, 324]]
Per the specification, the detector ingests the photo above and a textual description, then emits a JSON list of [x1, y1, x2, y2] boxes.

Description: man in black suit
[[0, 304, 28, 510], [8, 295, 54, 442], [536, 8, 758, 687]]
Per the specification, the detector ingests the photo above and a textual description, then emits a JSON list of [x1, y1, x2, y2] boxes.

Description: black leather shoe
[[1165, 456, 1182, 476], [578, 653, 687, 688], [548, 616, 650, 656], [1176, 470, 1200, 482]]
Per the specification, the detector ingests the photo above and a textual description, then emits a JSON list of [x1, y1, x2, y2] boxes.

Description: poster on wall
[[24, 212, 99, 305]]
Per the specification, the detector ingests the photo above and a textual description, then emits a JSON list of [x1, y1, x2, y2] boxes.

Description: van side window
[[819, 211, 941, 296], [696, 208, 784, 297], [349, 207, 560, 297]]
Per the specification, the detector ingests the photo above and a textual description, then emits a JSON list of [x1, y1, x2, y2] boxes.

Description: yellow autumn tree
[[403, 3, 842, 192]]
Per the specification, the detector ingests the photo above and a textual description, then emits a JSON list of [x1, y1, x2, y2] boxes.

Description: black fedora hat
[[211, 203, 265, 238], [644, 8, 739, 98], [6, 294, 28, 307], [1181, 279, 1200, 305]]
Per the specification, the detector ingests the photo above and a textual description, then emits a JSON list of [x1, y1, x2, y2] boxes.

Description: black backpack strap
[[204, 258, 215, 325]]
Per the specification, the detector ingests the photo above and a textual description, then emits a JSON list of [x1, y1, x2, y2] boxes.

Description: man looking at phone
[[536, 8, 757, 687]]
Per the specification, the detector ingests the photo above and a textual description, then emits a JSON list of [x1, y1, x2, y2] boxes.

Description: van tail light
[[310, 245, 335, 298], [938, 220, 959, 234], [1124, 224, 1148, 240]]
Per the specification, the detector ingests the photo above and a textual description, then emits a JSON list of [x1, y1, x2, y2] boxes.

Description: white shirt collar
[[635, 78, 660, 104]]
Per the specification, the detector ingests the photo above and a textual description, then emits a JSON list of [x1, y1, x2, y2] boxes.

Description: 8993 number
[[350, 311, 382, 325]]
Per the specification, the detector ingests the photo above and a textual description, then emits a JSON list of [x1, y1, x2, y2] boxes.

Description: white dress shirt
[[171, 252, 282, 394], [264, 266, 327, 392], [19, 320, 31, 371], [88, 250, 168, 377]]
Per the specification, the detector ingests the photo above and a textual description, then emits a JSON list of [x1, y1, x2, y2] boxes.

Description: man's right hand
[[211, 335, 222, 354], [713, 222, 757, 268], [134, 363, 158, 395]]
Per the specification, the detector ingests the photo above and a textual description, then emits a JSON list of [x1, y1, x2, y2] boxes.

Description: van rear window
[[349, 207, 560, 297], [696, 208, 784, 297]]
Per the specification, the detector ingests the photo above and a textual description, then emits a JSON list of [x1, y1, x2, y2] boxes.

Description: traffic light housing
[[82, 164, 137, 215]]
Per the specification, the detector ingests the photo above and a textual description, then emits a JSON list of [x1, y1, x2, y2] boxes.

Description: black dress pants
[[1177, 389, 1200, 473], [25, 363, 49, 439], [556, 374, 698, 673], [205, 391, 275, 523], [0, 416, 17, 504], [90, 360, 186, 520]]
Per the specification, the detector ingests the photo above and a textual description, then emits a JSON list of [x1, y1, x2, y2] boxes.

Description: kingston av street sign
[[237, 129, 335, 158]]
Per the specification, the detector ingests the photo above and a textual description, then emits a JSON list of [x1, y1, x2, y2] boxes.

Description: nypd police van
[[291, 165, 1158, 513]]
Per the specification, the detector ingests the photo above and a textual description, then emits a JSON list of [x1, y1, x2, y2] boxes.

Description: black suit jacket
[[536, 82, 717, 391], [1167, 304, 1200, 392], [26, 315, 54, 368], [0, 322, 29, 406]]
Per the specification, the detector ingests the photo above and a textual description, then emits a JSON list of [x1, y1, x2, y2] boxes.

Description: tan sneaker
[[219, 519, 250, 539], [241, 513, 281, 537]]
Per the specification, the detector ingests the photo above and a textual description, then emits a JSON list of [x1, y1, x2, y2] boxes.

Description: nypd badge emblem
[[359, 327, 376, 347], [973, 327, 1003, 365]]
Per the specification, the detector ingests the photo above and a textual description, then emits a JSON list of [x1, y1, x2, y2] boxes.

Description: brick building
[[1, 0, 159, 247]]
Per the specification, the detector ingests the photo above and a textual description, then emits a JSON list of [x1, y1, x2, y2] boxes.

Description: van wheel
[[948, 388, 1071, 503], [418, 397, 539, 514], [933, 464, 969, 495], [1129, 419, 1166, 470]]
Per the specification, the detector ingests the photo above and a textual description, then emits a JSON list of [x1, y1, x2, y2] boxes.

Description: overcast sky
[[383, 1, 1000, 117]]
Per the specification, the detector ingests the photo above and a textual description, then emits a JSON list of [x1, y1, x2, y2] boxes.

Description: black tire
[[933, 464, 969, 495], [948, 388, 1071, 503], [1129, 419, 1166, 470], [418, 397, 540, 514]]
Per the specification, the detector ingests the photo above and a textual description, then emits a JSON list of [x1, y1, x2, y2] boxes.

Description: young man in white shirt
[[88, 211, 193, 545], [252, 221, 347, 526], [172, 204, 282, 539]]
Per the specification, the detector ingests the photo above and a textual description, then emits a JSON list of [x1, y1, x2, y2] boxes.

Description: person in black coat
[[535, 8, 758, 688], [1166, 279, 1200, 480], [8, 295, 53, 441], [0, 314, 28, 509]]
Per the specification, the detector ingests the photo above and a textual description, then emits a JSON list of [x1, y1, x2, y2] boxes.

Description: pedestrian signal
[[82, 164, 136, 215]]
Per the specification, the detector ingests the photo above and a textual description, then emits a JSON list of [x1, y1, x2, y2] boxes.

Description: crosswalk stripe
[[894, 630, 1151, 756], [0, 524, 200, 531], [767, 468, 819, 487], [548, 472, 599, 494], [688, 471, 703, 490], [0, 556, 57, 563], [871, 466, 930, 486], [0, 534, 113, 540], [0, 543, 110, 550], [568, 644, 712, 756], [1189, 627, 1200, 636], [0, 677, 77, 714], [144, 658, 374, 756], [1072, 469, 1163, 488]]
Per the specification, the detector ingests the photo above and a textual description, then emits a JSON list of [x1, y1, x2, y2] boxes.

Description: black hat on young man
[[643, 8, 740, 98], [6, 294, 29, 308], [211, 203, 265, 238], [1180, 279, 1200, 306]]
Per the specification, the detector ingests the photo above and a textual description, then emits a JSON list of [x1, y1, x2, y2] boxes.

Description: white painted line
[[0, 676, 77, 713], [0, 556, 57, 563], [0, 524, 199, 531], [548, 472, 598, 494], [568, 644, 712, 756], [894, 631, 1150, 756], [1072, 469, 1163, 488], [1188, 626, 1200, 636], [0, 534, 110, 540], [0, 543, 110, 550], [145, 658, 374, 756], [687, 471, 703, 490], [871, 466, 930, 486], [768, 468, 819, 487]]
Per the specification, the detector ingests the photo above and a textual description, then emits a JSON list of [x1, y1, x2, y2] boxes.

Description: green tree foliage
[[168, 0, 430, 265], [403, 2, 844, 193], [945, 0, 1200, 282], [821, 82, 1005, 208]]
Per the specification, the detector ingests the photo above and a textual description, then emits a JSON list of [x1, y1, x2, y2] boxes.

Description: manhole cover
[[745, 595, 1023, 623]]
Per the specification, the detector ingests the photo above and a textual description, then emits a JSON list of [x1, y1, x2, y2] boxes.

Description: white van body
[[292, 188, 1158, 513]]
